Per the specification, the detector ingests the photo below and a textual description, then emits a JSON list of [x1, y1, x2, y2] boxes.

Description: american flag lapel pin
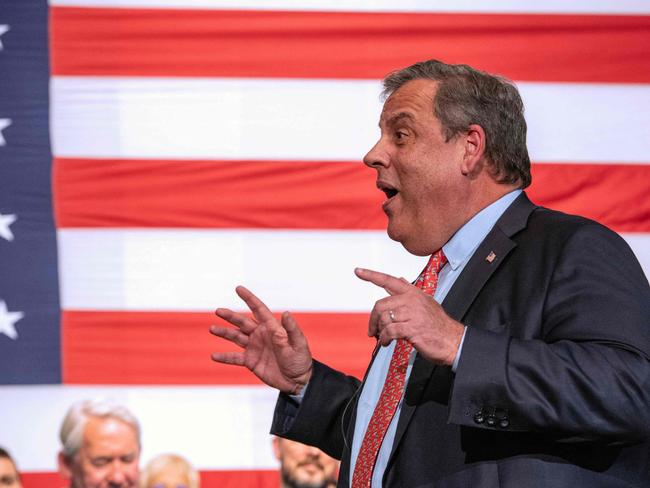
[[486, 251, 496, 263]]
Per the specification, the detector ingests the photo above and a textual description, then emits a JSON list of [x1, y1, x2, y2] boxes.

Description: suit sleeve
[[448, 223, 650, 442], [270, 359, 361, 459]]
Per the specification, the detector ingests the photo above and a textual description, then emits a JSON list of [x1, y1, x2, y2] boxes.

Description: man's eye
[[395, 131, 407, 140], [91, 458, 110, 467], [121, 454, 136, 464]]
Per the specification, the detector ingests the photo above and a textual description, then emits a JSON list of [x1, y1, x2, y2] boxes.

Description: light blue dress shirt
[[349, 189, 522, 487]]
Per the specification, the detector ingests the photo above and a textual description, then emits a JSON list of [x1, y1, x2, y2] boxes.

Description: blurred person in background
[[273, 437, 338, 488], [140, 454, 199, 488], [58, 399, 141, 488], [0, 448, 22, 488]]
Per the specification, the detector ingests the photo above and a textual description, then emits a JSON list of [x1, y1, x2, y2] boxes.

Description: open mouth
[[377, 181, 399, 200]]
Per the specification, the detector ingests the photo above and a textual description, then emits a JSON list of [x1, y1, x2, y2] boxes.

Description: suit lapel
[[441, 226, 516, 321], [442, 192, 535, 320], [388, 192, 537, 460]]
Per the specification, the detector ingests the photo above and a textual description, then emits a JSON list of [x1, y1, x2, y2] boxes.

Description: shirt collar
[[442, 190, 522, 270]]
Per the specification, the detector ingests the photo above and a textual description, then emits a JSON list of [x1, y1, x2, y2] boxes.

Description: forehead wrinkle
[[380, 111, 415, 129]]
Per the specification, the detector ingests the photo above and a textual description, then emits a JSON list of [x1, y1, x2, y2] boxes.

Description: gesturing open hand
[[210, 286, 313, 395], [355, 267, 464, 366]]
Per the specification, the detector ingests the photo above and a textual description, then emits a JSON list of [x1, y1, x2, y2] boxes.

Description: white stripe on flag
[[57, 229, 649, 311], [57, 228, 427, 311], [51, 77, 650, 164]]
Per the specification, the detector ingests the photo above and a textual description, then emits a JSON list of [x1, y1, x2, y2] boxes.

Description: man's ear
[[460, 124, 487, 177], [58, 452, 73, 480]]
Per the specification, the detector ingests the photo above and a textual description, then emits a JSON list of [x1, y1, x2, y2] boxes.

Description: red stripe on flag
[[61, 311, 374, 385], [20, 473, 63, 488], [53, 158, 383, 230], [21, 470, 278, 488], [200, 470, 278, 488], [54, 158, 650, 232], [528, 163, 650, 232], [50, 7, 650, 82]]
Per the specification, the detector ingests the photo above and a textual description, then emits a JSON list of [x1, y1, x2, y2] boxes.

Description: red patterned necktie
[[351, 249, 447, 488]]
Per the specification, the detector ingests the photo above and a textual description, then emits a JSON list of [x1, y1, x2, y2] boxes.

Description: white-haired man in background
[[58, 399, 141, 488]]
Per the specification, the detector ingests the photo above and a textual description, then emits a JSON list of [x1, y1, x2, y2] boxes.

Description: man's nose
[[363, 139, 389, 169], [305, 445, 322, 458], [106, 462, 128, 486]]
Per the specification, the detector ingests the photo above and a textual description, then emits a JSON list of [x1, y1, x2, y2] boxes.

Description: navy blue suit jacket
[[272, 192, 650, 487]]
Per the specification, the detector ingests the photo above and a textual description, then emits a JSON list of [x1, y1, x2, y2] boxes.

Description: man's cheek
[[127, 466, 139, 486], [85, 467, 107, 488]]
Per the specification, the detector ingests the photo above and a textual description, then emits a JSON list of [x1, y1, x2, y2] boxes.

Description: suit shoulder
[[526, 205, 621, 243], [519, 205, 645, 282]]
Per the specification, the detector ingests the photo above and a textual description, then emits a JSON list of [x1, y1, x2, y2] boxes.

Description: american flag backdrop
[[1, 0, 649, 487]]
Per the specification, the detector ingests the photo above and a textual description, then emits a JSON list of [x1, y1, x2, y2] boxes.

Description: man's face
[[364, 79, 470, 256], [0, 457, 22, 488], [273, 438, 338, 488], [59, 416, 140, 488]]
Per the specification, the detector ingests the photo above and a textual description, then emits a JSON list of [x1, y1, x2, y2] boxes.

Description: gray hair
[[59, 399, 141, 459], [382, 59, 531, 188]]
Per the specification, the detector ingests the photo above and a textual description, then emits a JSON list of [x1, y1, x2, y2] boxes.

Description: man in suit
[[210, 60, 650, 487]]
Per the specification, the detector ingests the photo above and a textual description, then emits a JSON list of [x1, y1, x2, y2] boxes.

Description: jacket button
[[486, 415, 496, 427], [473, 412, 485, 424], [499, 417, 510, 429]]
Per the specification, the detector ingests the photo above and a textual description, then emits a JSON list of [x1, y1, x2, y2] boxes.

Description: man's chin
[[386, 221, 404, 244], [386, 226, 421, 256]]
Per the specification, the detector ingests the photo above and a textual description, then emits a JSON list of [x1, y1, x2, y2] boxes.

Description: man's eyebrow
[[90, 456, 113, 463], [382, 112, 415, 128]]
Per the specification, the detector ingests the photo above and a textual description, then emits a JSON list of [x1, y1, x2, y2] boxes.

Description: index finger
[[235, 285, 275, 322], [355, 267, 413, 296]]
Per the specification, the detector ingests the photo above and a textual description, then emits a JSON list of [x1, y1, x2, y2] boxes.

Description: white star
[[0, 118, 11, 146], [0, 300, 24, 340], [0, 213, 16, 241], [0, 25, 9, 51]]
